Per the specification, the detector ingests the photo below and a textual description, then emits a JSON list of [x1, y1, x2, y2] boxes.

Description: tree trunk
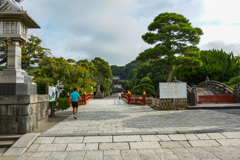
[[166, 66, 173, 82]]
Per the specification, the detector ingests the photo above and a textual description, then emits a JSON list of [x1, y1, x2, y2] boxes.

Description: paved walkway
[[10, 97, 240, 159]]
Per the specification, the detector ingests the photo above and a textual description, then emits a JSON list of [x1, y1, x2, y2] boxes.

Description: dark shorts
[[72, 102, 78, 108]]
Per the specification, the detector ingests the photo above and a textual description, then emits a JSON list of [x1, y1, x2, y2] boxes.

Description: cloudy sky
[[21, 0, 240, 66]]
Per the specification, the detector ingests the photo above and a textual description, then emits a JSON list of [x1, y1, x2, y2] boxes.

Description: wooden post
[[128, 91, 131, 104], [83, 92, 87, 104], [67, 92, 71, 106], [46, 83, 49, 94], [143, 91, 146, 105]]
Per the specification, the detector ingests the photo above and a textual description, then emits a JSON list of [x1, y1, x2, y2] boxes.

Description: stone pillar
[[95, 81, 103, 99], [173, 76, 178, 82], [7, 41, 22, 69], [0, 41, 37, 95], [233, 85, 240, 102], [205, 76, 209, 88], [190, 85, 197, 106]]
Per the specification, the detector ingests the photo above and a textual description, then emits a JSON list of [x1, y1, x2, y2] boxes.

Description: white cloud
[[20, 0, 240, 65], [199, 41, 240, 55]]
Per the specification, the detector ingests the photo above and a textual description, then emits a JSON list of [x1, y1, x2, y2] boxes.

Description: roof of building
[[113, 76, 120, 80], [0, 0, 40, 28]]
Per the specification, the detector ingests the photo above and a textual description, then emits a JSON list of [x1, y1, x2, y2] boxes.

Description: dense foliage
[[55, 97, 70, 110], [91, 57, 113, 95], [33, 57, 96, 95], [174, 50, 240, 85], [111, 60, 142, 80], [136, 62, 168, 90], [133, 77, 155, 97], [0, 36, 51, 69], [22, 36, 51, 69], [136, 12, 203, 82]]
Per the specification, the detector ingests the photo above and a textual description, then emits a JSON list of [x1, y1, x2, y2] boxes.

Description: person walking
[[118, 92, 121, 100], [70, 87, 80, 119]]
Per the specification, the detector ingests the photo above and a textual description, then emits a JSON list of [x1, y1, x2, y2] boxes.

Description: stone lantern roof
[[0, 0, 40, 28]]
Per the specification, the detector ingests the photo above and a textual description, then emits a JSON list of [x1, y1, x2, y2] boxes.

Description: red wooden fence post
[[67, 92, 72, 106], [142, 91, 146, 105], [83, 91, 87, 104], [128, 91, 131, 104]]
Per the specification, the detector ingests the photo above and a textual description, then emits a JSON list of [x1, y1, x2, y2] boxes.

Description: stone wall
[[147, 97, 187, 110], [0, 95, 49, 134]]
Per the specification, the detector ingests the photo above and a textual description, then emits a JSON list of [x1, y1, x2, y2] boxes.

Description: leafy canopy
[[33, 57, 96, 95], [22, 36, 51, 69], [91, 57, 113, 92], [136, 12, 203, 82], [175, 49, 240, 85], [0, 36, 51, 69], [133, 77, 155, 97]]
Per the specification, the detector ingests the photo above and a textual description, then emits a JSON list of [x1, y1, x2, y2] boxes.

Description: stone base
[[95, 92, 103, 99], [0, 95, 49, 134], [0, 83, 37, 95]]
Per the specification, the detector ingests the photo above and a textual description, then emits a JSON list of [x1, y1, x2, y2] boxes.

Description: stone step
[[0, 140, 15, 148], [0, 135, 21, 141]]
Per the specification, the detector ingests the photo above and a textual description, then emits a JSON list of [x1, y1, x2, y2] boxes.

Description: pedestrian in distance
[[118, 92, 121, 100], [70, 87, 80, 119]]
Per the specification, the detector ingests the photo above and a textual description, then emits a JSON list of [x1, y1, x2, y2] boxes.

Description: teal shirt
[[70, 92, 80, 102]]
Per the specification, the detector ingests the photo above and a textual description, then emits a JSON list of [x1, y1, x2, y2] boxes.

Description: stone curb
[[39, 130, 240, 137], [3, 133, 40, 156]]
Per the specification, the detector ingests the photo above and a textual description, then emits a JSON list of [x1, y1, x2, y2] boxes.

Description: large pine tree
[[136, 12, 203, 82]]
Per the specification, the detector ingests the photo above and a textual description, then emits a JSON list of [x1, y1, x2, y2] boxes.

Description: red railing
[[67, 93, 94, 106], [198, 95, 236, 103], [121, 92, 146, 105]]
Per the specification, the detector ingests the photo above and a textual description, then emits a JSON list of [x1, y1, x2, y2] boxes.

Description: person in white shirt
[[118, 92, 121, 100]]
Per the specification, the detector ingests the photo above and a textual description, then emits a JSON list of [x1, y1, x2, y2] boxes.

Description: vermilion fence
[[67, 93, 94, 106], [121, 92, 146, 105], [198, 95, 236, 103]]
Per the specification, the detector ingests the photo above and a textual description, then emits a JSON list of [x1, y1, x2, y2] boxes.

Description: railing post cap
[[143, 91, 146, 95], [84, 91, 86, 94], [67, 92, 70, 95]]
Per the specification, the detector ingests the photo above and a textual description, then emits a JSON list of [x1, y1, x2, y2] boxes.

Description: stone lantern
[[0, 0, 49, 135], [0, 0, 40, 95]]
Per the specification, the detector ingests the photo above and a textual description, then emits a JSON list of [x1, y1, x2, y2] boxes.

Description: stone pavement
[[6, 98, 240, 159]]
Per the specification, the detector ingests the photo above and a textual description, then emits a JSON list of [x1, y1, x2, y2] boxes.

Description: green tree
[[136, 62, 168, 91], [22, 36, 51, 69], [33, 57, 96, 95], [136, 12, 203, 82], [133, 77, 155, 97], [118, 80, 134, 93], [0, 36, 51, 69], [76, 59, 97, 79], [111, 61, 142, 80], [91, 57, 113, 94], [229, 76, 240, 88], [175, 50, 240, 85]]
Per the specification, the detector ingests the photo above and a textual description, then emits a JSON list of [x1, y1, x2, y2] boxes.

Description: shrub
[[55, 97, 70, 110]]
